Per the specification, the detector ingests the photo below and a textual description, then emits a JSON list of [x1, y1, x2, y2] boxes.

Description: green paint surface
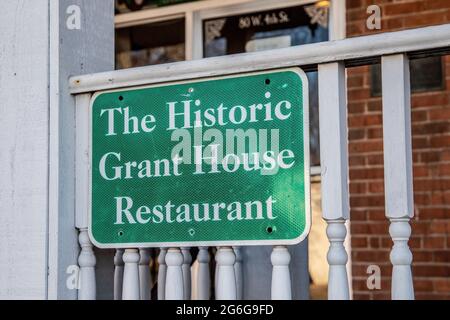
[[90, 69, 310, 247]]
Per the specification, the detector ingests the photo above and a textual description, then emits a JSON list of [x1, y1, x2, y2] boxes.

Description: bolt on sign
[[89, 68, 310, 248]]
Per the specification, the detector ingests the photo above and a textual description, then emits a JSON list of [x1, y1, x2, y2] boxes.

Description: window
[[115, 18, 185, 69], [371, 56, 444, 96]]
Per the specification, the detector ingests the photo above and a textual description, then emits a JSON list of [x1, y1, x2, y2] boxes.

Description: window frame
[[115, 0, 346, 59]]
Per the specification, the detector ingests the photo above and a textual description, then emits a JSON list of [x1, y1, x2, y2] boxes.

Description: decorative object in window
[[204, 19, 227, 43], [115, 18, 185, 69], [304, 1, 329, 28]]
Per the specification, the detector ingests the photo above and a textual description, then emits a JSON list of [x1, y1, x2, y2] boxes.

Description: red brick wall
[[346, 0, 450, 299]]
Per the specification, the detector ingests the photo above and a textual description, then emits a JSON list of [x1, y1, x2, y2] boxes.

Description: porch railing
[[71, 23, 450, 300]]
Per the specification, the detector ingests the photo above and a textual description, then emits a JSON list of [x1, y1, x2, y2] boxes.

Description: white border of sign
[[87, 67, 310, 248]]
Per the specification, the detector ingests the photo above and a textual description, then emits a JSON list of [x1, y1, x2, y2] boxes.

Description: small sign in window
[[203, 4, 329, 58]]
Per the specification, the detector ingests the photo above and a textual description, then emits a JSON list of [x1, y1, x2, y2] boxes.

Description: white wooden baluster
[[165, 248, 184, 300], [139, 248, 152, 300], [389, 219, 414, 299], [271, 246, 292, 300], [233, 246, 243, 300], [382, 54, 414, 300], [77, 228, 96, 300], [318, 62, 350, 300], [122, 248, 140, 300], [214, 255, 219, 292], [181, 247, 192, 300], [157, 248, 167, 300], [326, 220, 349, 299], [196, 247, 211, 300], [215, 247, 236, 300], [114, 249, 124, 300]]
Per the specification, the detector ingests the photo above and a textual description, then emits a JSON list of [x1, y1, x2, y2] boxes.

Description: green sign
[[89, 68, 310, 248]]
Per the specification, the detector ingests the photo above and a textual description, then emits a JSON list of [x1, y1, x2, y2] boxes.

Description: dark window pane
[[115, 0, 198, 13], [308, 71, 321, 167], [371, 56, 444, 96], [115, 18, 185, 69]]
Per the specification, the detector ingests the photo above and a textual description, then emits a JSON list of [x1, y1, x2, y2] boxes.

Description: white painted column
[[75, 94, 96, 300], [77, 228, 96, 300], [122, 249, 140, 300], [139, 248, 152, 300], [165, 248, 184, 300], [271, 246, 291, 300], [185, 10, 203, 60], [215, 247, 237, 300], [233, 246, 243, 300], [157, 248, 167, 300], [382, 54, 415, 300], [196, 247, 211, 300], [0, 1, 56, 299], [113, 249, 124, 300], [318, 62, 350, 300], [181, 247, 192, 300], [55, 0, 114, 299]]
